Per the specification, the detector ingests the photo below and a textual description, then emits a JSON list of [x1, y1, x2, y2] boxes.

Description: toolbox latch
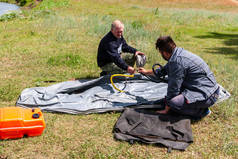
[[32, 113, 40, 119]]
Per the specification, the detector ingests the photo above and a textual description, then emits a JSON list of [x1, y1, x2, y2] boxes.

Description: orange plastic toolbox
[[0, 107, 45, 140]]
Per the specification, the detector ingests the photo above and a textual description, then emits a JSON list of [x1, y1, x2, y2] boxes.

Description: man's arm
[[121, 38, 145, 58], [138, 63, 168, 77], [105, 43, 129, 71], [156, 62, 184, 114], [138, 68, 154, 75], [166, 62, 185, 100], [121, 37, 137, 53]]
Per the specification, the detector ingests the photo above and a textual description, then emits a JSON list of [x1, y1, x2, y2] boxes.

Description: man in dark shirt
[[139, 36, 219, 119], [97, 20, 144, 76]]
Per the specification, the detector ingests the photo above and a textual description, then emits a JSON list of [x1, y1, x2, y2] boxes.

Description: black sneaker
[[191, 109, 212, 121]]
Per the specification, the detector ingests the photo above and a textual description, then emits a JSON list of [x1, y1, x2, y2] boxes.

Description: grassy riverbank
[[0, 0, 238, 158]]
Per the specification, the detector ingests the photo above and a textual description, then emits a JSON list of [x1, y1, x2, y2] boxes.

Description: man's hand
[[156, 105, 170, 114], [138, 67, 148, 74], [135, 51, 145, 56], [127, 66, 135, 74], [138, 67, 154, 75]]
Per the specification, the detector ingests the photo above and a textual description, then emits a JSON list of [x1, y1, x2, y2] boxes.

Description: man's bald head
[[111, 20, 124, 30], [111, 20, 124, 38]]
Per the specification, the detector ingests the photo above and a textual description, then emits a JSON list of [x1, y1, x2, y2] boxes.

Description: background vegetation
[[0, 0, 36, 6], [0, 0, 238, 158]]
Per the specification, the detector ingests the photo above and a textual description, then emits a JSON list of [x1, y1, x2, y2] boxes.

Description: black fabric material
[[113, 108, 193, 151], [97, 31, 137, 70]]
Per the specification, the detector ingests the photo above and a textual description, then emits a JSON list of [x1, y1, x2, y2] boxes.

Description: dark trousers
[[167, 88, 219, 118]]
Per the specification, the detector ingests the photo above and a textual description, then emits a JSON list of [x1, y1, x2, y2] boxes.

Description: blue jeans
[[167, 88, 219, 118]]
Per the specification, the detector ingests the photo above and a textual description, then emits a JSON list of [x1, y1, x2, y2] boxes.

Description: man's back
[[97, 31, 116, 67], [167, 47, 218, 103]]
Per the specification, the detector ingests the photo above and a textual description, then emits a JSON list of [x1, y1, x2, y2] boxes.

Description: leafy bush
[[0, 0, 39, 6], [0, 12, 18, 21], [0, 0, 16, 3], [16, 0, 34, 6]]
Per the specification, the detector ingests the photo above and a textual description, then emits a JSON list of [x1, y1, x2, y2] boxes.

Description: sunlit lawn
[[0, 0, 238, 158]]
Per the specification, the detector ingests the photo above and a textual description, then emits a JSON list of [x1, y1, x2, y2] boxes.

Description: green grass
[[0, 0, 238, 158]]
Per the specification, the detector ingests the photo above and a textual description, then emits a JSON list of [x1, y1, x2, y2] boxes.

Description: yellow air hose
[[110, 74, 134, 93]]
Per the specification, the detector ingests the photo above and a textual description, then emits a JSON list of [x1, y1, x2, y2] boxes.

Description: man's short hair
[[155, 36, 176, 54], [111, 20, 124, 30]]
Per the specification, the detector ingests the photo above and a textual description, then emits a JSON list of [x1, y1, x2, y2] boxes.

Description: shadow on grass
[[42, 75, 99, 83], [195, 32, 238, 59]]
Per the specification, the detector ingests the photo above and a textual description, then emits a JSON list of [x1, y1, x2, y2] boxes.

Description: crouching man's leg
[[100, 63, 126, 76], [121, 53, 136, 67], [100, 53, 136, 76], [166, 89, 219, 119]]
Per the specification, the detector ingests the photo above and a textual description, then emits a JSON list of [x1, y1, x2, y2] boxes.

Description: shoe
[[191, 109, 211, 121], [202, 109, 212, 118]]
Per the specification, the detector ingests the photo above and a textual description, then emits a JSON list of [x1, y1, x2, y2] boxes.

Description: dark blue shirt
[[158, 47, 218, 103], [97, 31, 137, 70]]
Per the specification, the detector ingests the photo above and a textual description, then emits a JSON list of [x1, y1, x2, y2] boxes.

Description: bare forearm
[[138, 68, 154, 75]]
